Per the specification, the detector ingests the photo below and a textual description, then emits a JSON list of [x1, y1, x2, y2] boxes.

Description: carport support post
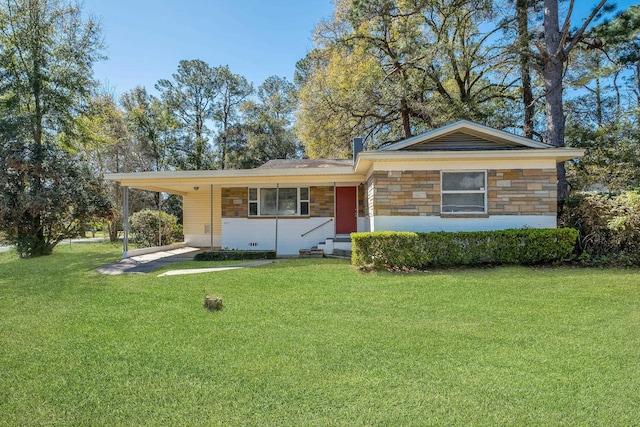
[[274, 183, 279, 255], [158, 191, 162, 247], [123, 186, 129, 259], [210, 184, 214, 252]]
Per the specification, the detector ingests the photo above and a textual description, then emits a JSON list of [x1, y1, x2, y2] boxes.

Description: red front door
[[336, 186, 357, 234]]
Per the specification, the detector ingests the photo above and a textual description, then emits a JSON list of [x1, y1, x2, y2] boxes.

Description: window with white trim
[[248, 187, 310, 216], [441, 171, 487, 214]]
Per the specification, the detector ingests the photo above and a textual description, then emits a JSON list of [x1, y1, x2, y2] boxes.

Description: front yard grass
[[1, 243, 639, 425]]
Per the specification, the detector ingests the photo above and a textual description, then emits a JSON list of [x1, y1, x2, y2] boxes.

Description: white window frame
[[440, 171, 487, 214], [248, 187, 310, 217]]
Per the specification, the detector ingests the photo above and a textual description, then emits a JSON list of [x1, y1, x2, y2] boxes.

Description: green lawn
[[1, 244, 639, 426]]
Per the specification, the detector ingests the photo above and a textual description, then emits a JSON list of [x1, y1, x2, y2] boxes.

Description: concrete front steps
[[299, 236, 352, 258]]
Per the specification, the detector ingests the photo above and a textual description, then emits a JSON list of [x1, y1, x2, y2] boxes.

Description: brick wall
[[367, 169, 557, 216]]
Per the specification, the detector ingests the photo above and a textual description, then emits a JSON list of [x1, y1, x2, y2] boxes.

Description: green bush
[[129, 209, 178, 248], [351, 228, 578, 270], [559, 191, 640, 265], [172, 223, 184, 242], [194, 250, 277, 261]]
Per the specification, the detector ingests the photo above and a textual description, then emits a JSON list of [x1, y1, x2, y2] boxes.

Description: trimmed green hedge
[[194, 250, 276, 261], [351, 228, 578, 270]]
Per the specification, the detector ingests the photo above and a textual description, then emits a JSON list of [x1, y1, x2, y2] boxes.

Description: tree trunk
[[517, 0, 534, 138], [595, 77, 603, 127], [543, 0, 568, 200], [400, 98, 411, 139]]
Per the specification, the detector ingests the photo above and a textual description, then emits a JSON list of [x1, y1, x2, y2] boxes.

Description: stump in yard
[[204, 295, 223, 311]]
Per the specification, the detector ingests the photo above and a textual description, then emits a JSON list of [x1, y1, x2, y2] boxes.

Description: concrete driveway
[[96, 247, 204, 275]]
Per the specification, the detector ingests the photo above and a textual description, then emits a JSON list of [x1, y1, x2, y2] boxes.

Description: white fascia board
[[354, 148, 584, 174], [105, 166, 357, 182], [106, 167, 368, 194], [379, 120, 552, 151]]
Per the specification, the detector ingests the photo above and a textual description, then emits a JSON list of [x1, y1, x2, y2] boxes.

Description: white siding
[[221, 217, 336, 255], [369, 215, 556, 233]]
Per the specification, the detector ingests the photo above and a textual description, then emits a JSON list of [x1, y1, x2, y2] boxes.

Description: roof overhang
[[107, 146, 584, 194], [105, 167, 365, 194], [354, 148, 585, 175]]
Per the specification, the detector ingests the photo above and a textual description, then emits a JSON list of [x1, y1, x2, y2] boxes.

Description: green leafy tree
[[588, 4, 640, 118], [500, 0, 545, 138], [236, 76, 301, 168], [562, 5, 640, 192], [121, 86, 178, 173], [532, 0, 611, 198], [156, 59, 220, 170], [76, 93, 161, 241], [0, 0, 109, 257], [214, 66, 253, 169], [296, 0, 518, 156], [0, 140, 113, 257]]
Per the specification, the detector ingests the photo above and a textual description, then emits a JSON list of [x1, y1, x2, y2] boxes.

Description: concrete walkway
[[96, 246, 203, 275], [157, 260, 276, 277], [96, 247, 276, 276]]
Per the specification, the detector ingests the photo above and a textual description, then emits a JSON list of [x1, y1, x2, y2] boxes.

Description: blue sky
[[84, 0, 334, 96], [84, 0, 635, 98]]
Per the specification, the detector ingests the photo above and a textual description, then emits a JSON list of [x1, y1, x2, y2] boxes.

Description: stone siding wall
[[222, 186, 336, 218], [310, 186, 334, 217], [367, 169, 557, 216], [367, 171, 441, 216], [221, 187, 247, 217], [367, 176, 375, 217], [488, 169, 557, 214]]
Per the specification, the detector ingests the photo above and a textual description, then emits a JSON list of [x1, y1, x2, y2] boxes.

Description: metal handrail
[[301, 218, 333, 237]]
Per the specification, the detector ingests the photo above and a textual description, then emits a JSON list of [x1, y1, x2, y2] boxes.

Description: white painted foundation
[[221, 217, 337, 256], [369, 215, 556, 233]]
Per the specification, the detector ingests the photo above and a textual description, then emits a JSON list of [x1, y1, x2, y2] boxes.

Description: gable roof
[[379, 120, 551, 151]]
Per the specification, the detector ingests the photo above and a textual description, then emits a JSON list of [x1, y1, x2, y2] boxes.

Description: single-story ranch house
[[106, 121, 584, 256]]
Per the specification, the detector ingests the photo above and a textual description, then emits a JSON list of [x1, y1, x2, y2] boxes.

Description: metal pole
[[210, 184, 214, 252], [123, 186, 129, 259], [274, 183, 279, 255], [158, 192, 162, 247]]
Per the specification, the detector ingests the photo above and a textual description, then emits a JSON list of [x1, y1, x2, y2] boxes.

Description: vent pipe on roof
[[353, 137, 363, 163]]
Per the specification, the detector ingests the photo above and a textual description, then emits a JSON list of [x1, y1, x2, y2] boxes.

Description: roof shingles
[[257, 159, 353, 169]]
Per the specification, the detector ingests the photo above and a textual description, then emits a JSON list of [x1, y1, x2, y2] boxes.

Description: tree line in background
[[80, 64, 301, 243], [1, 0, 639, 257], [296, 0, 640, 198]]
